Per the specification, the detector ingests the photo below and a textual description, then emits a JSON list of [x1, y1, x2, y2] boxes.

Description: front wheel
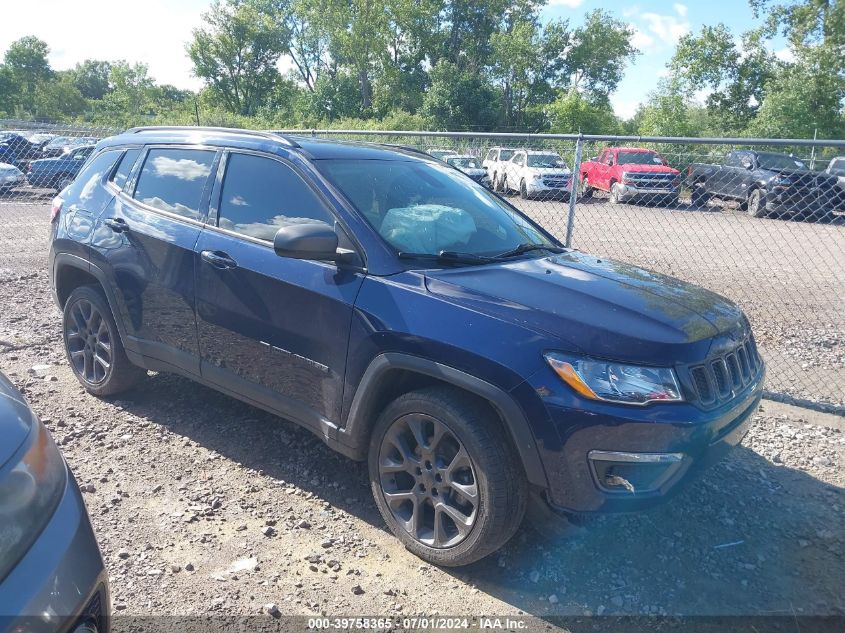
[[747, 188, 766, 218], [580, 175, 593, 198], [63, 285, 145, 396], [610, 182, 623, 204], [519, 179, 529, 199], [368, 387, 527, 567]]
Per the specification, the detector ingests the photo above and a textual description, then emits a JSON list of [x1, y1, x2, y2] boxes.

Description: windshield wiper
[[494, 243, 567, 259], [398, 250, 498, 265]]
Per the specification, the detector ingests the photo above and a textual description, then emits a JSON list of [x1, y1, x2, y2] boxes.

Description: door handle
[[103, 217, 128, 233], [200, 250, 238, 270]]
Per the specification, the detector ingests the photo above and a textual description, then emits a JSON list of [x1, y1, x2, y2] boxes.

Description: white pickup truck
[[498, 150, 573, 200]]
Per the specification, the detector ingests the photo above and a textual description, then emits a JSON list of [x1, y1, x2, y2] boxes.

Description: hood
[[618, 164, 679, 175], [424, 251, 745, 365], [766, 168, 839, 187], [0, 372, 35, 470]]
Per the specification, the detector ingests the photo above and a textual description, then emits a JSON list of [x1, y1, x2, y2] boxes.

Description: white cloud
[[611, 95, 642, 121], [548, 0, 585, 7], [640, 12, 691, 46], [0, 0, 209, 90], [774, 47, 796, 63], [631, 27, 655, 51], [673, 3, 688, 17]]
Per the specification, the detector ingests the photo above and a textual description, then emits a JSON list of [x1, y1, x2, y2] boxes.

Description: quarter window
[[111, 148, 142, 190], [133, 148, 215, 220], [217, 153, 334, 242]]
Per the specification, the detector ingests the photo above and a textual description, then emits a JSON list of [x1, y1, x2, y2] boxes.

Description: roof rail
[[125, 126, 300, 148]]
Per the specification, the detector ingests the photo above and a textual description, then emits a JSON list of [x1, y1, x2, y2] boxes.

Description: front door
[[194, 151, 364, 432]]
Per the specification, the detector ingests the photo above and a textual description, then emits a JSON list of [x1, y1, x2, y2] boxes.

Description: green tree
[[421, 59, 500, 130], [3, 36, 53, 114], [70, 60, 113, 100], [188, 0, 286, 115], [546, 88, 619, 134], [33, 72, 88, 119]]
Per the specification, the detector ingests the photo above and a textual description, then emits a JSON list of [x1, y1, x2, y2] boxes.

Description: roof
[[518, 149, 562, 155], [445, 154, 478, 160], [98, 126, 434, 162]]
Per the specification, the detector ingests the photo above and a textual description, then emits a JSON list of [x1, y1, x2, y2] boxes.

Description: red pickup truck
[[580, 147, 681, 206]]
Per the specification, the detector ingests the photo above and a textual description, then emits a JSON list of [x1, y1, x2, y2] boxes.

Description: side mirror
[[273, 223, 339, 261], [608, 159, 615, 167], [741, 158, 753, 170]]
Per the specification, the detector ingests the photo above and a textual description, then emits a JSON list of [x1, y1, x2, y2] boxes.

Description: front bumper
[[764, 190, 836, 217], [525, 363, 764, 514], [0, 468, 109, 633], [526, 179, 573, 196], [617, 184, 679, 201]]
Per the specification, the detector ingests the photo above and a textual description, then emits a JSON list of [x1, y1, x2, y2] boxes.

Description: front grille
[[543, 177, 569, 187], [625, 173, 676, 188], [687, 335, 762, 406]]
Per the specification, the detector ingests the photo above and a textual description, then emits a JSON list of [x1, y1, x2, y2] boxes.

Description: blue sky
[[1, 0, 787, 120]]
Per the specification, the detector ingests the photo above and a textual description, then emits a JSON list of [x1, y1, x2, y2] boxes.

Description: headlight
[[0, 418, 67, 582], [544, 352, 683, 405], [772, 175, 791, 187]]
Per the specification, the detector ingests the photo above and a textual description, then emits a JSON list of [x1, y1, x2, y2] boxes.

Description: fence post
[[565, 134, 584, 248]]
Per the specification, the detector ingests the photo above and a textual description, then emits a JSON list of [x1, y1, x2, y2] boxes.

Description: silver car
[[0, 163, 24, 193], [0, 372, 109, 633]]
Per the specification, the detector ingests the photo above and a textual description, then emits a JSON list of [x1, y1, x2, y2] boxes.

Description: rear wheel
[[492, 172, 501, 193], [63, 285, 145, 396], [368, 387, 527, 567], [519, 179, 529, 199], [57, 176, 74, 191]]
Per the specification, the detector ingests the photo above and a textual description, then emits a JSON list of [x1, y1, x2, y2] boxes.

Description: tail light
[[50, 196, 63, 223]]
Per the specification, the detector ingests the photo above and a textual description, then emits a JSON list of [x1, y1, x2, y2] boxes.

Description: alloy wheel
[[378, 413, 479, 548], [66, 298, 113, 384]]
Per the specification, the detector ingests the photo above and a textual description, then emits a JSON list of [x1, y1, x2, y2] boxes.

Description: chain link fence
[[2, 122, 843, 410]]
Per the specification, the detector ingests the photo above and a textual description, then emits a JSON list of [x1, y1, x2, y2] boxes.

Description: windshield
[[828, 161, 845, 176], [527, 154, 566, 168], [757, 153, 807, 170], [447, 157, 481, 169], [317, 159, 554, 258], [499, 149, 515, 161], [45, 136, 73, 148], [618, 151, 665, 166]]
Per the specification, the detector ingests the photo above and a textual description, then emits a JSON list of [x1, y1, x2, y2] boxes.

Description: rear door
[[90, 145, 218, 375], [194, 150, 364, 431]]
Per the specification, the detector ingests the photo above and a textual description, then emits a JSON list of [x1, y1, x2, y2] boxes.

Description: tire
[[519, 179, 528, 199], [580, 175, 593, 198], [57, 176, 74, 191], [747, 188, 766, 218], [63, 285, 145, 396], [368, 386, 527, 567], [492, 172, 500, 193], [500, 174, 509, 194], [691, 185, 709, 208], [610, 182, 622, 204]]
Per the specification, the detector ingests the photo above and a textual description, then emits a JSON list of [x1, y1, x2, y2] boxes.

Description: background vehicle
[[0, 371, 109, 633], [687, 150, 840, 219], [50, 127, 764, 567], [0, 162, 25, 193], [445, 154, 490, 186], [580, 147, 680, 206], [41, 136, 100, 159], [482, 146, 518, 192], [500, 150, 572, 200], [0, 132, 50, 167], [27, 145, 96, 190], [427, 148, 458, 161]]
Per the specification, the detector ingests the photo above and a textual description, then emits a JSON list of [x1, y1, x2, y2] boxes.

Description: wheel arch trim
[[341, 352, 549, 488]]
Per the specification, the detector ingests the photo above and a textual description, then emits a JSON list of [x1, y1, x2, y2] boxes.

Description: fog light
[[588, 450, 685, 494]]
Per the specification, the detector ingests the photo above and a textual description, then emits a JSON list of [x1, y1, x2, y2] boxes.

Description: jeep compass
[[48, 127, 765, 566]]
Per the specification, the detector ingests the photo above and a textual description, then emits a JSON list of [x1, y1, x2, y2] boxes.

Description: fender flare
[[340, 352, 549, 488], [53, 253, 135, 353]]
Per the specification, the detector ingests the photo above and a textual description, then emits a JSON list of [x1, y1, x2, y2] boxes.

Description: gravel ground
[[0, 200, 844, 628]]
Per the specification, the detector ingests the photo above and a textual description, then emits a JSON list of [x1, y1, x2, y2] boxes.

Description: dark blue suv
[[48, 127, 765, 566]]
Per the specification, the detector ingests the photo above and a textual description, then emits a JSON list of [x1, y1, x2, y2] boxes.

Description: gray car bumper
[[0, 468, 109, 633]]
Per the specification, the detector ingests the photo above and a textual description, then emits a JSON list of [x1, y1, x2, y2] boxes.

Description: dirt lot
[[0, 200, 844, 628]]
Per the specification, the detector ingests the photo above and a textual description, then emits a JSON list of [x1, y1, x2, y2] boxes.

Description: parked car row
[[425, 144, 844, 221]]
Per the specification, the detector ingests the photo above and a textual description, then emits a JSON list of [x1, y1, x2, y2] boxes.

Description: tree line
[[0, 0, 842, 139]]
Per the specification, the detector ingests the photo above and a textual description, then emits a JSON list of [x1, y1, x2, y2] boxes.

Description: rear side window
[[111, 148, 141, 190], [217, 153, 334, 242], [63, 149, 122, 204], [133, 148, 215, 220]]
